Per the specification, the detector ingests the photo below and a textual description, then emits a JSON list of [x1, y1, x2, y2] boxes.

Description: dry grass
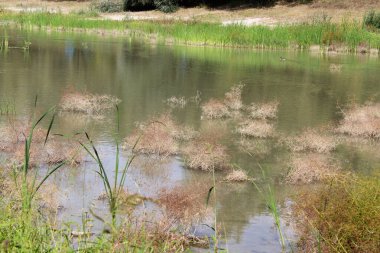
[[158, 181, 211, 223], [201, 99, 230, 119], [124, 114, 180, 156], [336, 103, 380, 139], [286, 154, 340, 184], [223, 84, 245, 111], [236, 138, 272, 157], [165, 96, 187, 109], [312, 0, 380, 9], [182, 136, 230, 171], [12, 139, 83, 167], [246, 101, 279, 119], [282, 129, 339, 153], [224, 169, 251, 182], [236, 120, 275, 138], [59, 88, 120, 116]]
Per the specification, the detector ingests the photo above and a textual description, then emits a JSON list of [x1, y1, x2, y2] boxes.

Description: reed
[[12, 107, 65, 215], [80, 106, 137, 228], [1, 12, 380, 50]]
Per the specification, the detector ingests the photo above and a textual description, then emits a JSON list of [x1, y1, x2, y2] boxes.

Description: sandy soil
[[1, 0, 379, 26]]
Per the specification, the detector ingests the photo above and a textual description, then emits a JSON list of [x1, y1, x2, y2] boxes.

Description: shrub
[[91, 0, 124, 13], [154, 0, 178, 13], [236, 120, 275, 138], [364, 10, 380, 30], [295, 176, 380, 252]]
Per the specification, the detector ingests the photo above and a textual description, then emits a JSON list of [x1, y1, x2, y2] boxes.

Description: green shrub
[[123, 0, 154, 11], [91, 0, 124, 13], [364, 10, 380, 30]]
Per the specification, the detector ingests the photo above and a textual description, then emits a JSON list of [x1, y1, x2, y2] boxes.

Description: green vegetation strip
[[1, 12, 380, 50]]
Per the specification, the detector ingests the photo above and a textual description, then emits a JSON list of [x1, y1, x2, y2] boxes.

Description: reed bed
[[2, 12, 380, 50]]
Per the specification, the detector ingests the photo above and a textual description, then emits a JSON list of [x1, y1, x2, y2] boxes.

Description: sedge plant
[[12, 107, 65, 215], [80, 106, 138, 228]]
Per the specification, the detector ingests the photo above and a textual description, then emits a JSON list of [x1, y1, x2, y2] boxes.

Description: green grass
[[1, 12, 380, 51]]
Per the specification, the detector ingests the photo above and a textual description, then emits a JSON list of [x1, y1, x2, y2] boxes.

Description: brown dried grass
[[59, 89, 121, 115], [158, 181, 211, 223], [283, 129, 339, 153], [236, 138, 272, 157], [336, 103, 380, 139], [201, 99, 230, 119], [286, 154, 340, 184], [223, 84, 245, 111], [124, 114, 180, 156], [236, 120, 275, 138], [224, 169, 251, 182], [182, 136, 230, 171], [246, 101, 279, 119]]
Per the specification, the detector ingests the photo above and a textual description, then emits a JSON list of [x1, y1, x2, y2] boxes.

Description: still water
[[1, 28, 379, 252]]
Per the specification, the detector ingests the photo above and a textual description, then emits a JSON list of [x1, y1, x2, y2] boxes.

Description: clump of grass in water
[[59, 87, 121, 117], [336, 102, 380, 139], [281, 129, 339, 154], [286, 154, 341, 184]]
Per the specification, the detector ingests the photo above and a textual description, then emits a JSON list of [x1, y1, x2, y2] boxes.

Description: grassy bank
[[1, 12, 380, 51]]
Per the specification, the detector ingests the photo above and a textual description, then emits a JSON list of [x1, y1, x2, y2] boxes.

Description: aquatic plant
[[282, 129, 338, 153], [223, 84, 245, 111], [158, 181, 211, 223], [246, 101, 279, 119], [236, 120, 275, 138], [165, 96, 187, 108], [201, 99, 231, 119], [286, 154, 340, 184], [336, 102, 380, 139], [223, 169, 251, 182], [329, 63, 342, 73], [124, 114, 179, 156], [182, 137, 230, 171], [294, 175, 380, 252], [12, 109, 65, 214], [80, 107, 137, 227], [59, 88, 121, 116], [2, 12, 380, 50], [236, 138, 272, 157]]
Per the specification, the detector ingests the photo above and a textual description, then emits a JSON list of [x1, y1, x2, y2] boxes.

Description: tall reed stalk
[[13, 107, 64, 215], [80, 106, 137, 228]]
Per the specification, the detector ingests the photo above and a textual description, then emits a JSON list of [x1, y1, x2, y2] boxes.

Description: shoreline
[[1, 11, 380, 55]]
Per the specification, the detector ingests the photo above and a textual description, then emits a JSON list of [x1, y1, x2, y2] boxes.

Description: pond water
[[1, 28, 380, 252]]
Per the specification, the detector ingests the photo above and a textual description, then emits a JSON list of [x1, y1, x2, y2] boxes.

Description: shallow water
[[1, 28, 380, 252]]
